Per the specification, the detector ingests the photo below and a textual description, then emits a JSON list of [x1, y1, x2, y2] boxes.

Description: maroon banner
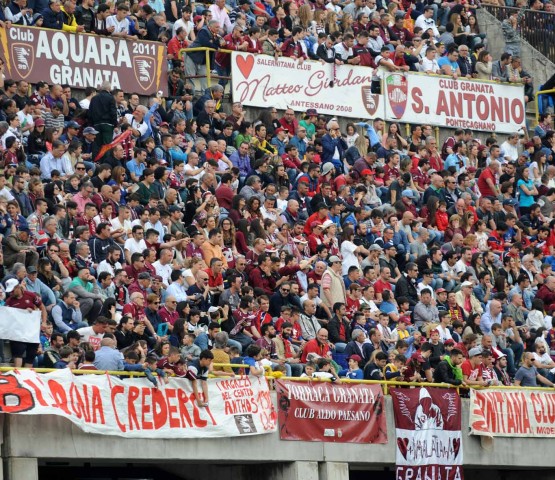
[[391, 388, 464, 480], [275, 380, 387, 444], [0, 25, 167, 96]]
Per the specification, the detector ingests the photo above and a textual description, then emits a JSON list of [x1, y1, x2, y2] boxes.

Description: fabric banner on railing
[[0, 25, 167, 95], [391, 387, 464, 480], [231, 52, 384, 120], [0, 306, 41, 343], [470, 389, 555, 437], [275, 380, 387, 443], [0, 369, 276, 438], [383, 72, 526, 134]]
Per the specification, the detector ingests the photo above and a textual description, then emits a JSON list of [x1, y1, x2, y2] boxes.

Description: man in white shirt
[[124, 105, 149, 139], [414, 7, 440, 40], [209, 0, 232, 34], [106, 4, 135, 39], [173, 6, 196, 39], [152, 248, 174, 287], [124, 225, 147, 263], [500, 133, 521, 162]]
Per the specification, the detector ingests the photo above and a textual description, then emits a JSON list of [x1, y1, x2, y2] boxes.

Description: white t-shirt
[[153, 260, 172, 286], [17, 111, 33, 137], [77, 326, 104, 351], [341, 240, 359, 276], [124, 237, 147, 255], [106, 15, 131, 35], [172, 18, 195, 37]]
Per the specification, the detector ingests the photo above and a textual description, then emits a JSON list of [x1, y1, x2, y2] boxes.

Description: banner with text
[[231, 52, 384, 119], [383, 73, 526, 134], [0, 369, 276, 438], [275, 380, 387, 443], [0, 25, 167, 95], [470, 389, 555, 437], [391, 387, 464, 480]]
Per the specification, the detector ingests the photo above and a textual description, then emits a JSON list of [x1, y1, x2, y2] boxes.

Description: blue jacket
[[42, 6, 64, 29], [321, 133, 347, 168]]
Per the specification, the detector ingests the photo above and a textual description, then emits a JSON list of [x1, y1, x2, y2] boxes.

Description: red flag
[[94, 130, 133, 162]]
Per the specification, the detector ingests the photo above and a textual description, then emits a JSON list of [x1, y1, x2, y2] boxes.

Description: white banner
[[0, 306, 41, 343], [470, 389, 555, 437], [0, 369, 277, 438], [231, 52, 384, 119], [383, 72, 526, 134]]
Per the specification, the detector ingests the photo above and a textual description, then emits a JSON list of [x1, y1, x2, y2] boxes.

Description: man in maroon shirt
[[279, 107, 299, 139], [5, 279, 47, 367], [215, 173, 234, 210]]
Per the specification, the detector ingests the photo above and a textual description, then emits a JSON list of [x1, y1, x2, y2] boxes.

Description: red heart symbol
[[452, 438, 461, 457], [397, 437, 409, 460], [237, 55, 254, 79]]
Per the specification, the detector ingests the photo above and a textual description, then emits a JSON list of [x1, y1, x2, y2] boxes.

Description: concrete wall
[[476, 9, 555, 89], [2, 396, 554, 470]]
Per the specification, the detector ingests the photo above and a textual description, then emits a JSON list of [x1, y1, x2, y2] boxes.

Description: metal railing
[[482, 5, 555, 63], [1, 366, 550, 395]]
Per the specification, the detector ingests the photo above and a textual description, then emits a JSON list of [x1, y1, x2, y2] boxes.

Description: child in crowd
[[313, 358, 338, 382], [53, 346, 77, 369], [384, 354, 407, 380], [301, 362, 317, 377], [181, 333, 202, 363], [338, 354, 363, 379], [79, 350, 97, 370], [243, 344, 265, 376]]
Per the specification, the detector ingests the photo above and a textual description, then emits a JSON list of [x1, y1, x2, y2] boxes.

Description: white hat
[[5, 278, 20, 294], [208, 306, 220, 313], [321, 219, 334, 230], [461, 281, 474, 288]]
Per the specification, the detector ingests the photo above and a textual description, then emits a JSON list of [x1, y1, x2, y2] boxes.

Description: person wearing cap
[[455, 280, 483, 318], [321, 255, 346, 310], [460, 347, 488, 386], [338, 354, 364, 379]]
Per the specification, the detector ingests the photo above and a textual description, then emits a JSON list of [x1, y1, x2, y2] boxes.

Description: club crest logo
[[361, 86, 380, 117], [11, 44, 34, 79], [386, 74, 408, 119], [133, 56, 155, 92]]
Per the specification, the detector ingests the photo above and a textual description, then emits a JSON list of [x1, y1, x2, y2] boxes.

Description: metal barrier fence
[[0, 366, 549, 394], [482, 5, 555, 63]]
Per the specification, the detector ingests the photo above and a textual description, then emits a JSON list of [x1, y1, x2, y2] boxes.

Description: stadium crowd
[[0, 0, 554, 393]]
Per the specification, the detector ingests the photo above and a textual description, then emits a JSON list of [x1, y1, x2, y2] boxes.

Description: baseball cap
[[293, 235, 308, 244], [159, 122, 170, 127], [444, 339, 455, 346], [384, 242, 396, 250], [274, 127, 287, 134], [361, 169, 375, 176], [208, 306, 220, 313], [328, 255, 341, 264], [67, 121, 80, 129], [503, 198, 518, 206], [369, 244, 383, 252], [322, 163, 334, 175], [83, 126, 99, 135], [398, 315, 411, 325], [34, 118, 45, 127], [436, 288, 447, 293], [401, 189, 415, 199], [349, 354, 363, 363], [306, 108, 318, 117], [461, 281, 473, 288], [27, 266, 38, 274], [321, 219, 334, 230], [468, 347, 483, 357], [5, 278, 20, 293]]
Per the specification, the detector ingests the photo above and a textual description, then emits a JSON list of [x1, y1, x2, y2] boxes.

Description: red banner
[[391, 388, 464, 480], [275, 380, 387, 444]]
